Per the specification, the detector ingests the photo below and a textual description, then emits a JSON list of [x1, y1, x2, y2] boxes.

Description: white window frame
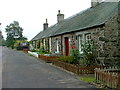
[[44, 39, 46, 49], [49, 38, 52, 52], [85, 33, 93, 54], [78, 35, 83, 54], [85, 33, 91, 41], [56, 39, 59, 53]]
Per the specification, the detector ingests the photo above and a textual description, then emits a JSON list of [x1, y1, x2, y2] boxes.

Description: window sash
[[56, 39, 59, 53], [78, 35, 83, 54]]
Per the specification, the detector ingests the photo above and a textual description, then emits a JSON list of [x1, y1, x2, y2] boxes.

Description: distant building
[[31, 1, 120, 65]]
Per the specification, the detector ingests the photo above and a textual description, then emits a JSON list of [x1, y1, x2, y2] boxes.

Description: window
[[56, 39, 59, 53], [49, 38, 52, 52], [78, 35, 83, 54], [43, 39, 46, 49], [85, 33, 93, 54], [85, 33, 91, 41]]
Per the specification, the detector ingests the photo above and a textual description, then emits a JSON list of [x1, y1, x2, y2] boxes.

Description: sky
[[0, 0, 91, 41]]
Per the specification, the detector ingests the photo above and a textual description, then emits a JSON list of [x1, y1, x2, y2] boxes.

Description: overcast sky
[[0, 0, 91, 41]]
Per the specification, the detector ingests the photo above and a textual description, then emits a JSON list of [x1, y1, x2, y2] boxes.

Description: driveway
[[2, 47, 95, 88]]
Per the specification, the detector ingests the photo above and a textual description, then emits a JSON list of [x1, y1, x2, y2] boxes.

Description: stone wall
[[104, 14, 120, 65], [51, 33, 76, 55], [32, 13, 119, 66], [74, 14, 119, 66], [51, 36, 62, 54], [75, 26, 105, 63], [62, 33, 75, 56], [51, 26, 105, 58]]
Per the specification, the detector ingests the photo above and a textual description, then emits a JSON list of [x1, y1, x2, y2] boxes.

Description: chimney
[[57, 10, 64, 23], [91, 0, 102, 7], [43, 19, 48, 30]]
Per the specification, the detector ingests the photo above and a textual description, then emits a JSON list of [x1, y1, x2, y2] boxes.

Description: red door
[[65, 37, 69, 56]]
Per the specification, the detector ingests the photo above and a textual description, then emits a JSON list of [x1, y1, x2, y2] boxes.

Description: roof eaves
[[52, 22, 105, 36]]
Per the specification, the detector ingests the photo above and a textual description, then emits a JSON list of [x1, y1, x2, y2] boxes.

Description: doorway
[[65, 37, 69, 56]]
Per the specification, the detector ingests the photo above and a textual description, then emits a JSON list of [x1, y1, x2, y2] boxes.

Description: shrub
[[70, 41, 80, 64], [37, 51, 46, 55], [38, 47, 49, 54], [30, 49, 37, 52], [39, 48, 44, 52], [80, 40, 96, 66], [71, 49, 80, 64], [58, 56, 74, 64]]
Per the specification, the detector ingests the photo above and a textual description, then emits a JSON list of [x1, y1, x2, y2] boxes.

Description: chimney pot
[[43, 18, 48, 30], [57, 10, 64, 23], [46, 18, 48, 23], [58, 10, 61, 14]]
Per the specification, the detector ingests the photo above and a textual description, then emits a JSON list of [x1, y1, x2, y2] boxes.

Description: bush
[[58, 56, 74, 64], [71, 49, 80, 64], [39, 48, 46, 53], [80, 40, 96, 66], [30, 49, 37, 52], [37, 51, 46, 55], [70, 42, 80, 64]]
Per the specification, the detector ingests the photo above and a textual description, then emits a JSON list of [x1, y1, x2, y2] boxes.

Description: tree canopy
[[5, 21, 27, 47]]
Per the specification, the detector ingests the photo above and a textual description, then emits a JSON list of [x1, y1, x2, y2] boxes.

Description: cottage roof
[[32, 2, 118, 41]]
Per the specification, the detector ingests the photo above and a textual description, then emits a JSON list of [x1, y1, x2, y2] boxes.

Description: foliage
[[37, 52, 46, 55], [6, 35, 15, 47], [14, 40, 28, 48], [58, 56, 73, 63], [57, 41, 80, 64], [5, 21, 27, 47], [30, 49, 37, 52], [71, 48, 80, 64], [29, 41, 32, 44], [30, 47, 49, 55], [80, 40, 96, 66], [58, 56, 74, 64], [39, 47, 46, 53], [105, 59, 120, 67], [2, 39, 6, 46], [38, 47, 49, 54], [70, 40, 80, 64]]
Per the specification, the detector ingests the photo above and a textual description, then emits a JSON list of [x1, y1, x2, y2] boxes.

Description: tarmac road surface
[[2, 47, 95, 88]]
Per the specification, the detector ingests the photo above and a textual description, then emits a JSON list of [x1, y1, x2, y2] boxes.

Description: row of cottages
[[31, 1, 120, 65]]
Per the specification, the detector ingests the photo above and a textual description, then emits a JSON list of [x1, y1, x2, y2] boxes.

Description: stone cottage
[[31, 1, 120, 65]]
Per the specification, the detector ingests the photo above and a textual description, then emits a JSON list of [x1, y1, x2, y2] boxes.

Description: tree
[[2, 39, 6, 46], [5, 21, 27, 47]]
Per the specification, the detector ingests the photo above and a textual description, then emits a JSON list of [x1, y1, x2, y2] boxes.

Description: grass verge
[[77, 74, 95, 83]]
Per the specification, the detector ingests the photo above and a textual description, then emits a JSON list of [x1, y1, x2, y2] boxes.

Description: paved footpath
[[2, 47, 96, 88]]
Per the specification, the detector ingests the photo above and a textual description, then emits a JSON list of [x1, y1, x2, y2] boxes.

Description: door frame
[[64, 37, 69, 56]]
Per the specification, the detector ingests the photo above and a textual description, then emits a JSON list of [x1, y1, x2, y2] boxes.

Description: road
[[0, 46, 2, 89], [2, 47, 95, 88]]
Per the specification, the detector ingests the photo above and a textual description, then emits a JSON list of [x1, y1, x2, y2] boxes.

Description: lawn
[[77, 74, 95, 83]]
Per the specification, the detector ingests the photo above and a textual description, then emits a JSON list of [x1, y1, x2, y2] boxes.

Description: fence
[[38, 55, 58, 63], [38, 55, 104, 74], [95, 66, 120, 89], [26, 51, 105, 74], [79, 66, 104, 74], [23, 49, 28, 53]]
